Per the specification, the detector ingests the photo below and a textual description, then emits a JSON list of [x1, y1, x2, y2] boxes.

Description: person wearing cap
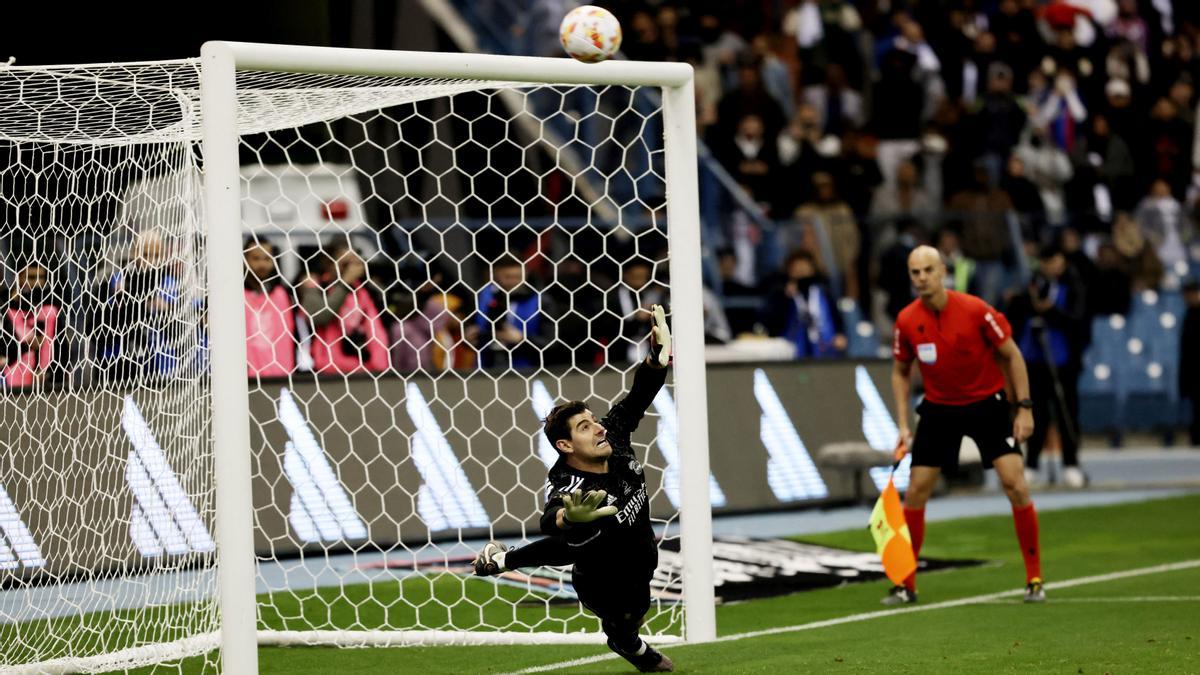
[[1104, 78, 1141, 154]]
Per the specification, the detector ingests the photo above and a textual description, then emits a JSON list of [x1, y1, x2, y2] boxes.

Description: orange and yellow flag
[[868, 475, 917, 586]]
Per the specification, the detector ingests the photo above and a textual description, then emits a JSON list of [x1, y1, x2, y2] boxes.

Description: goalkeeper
[[473, 304, 674, 673]]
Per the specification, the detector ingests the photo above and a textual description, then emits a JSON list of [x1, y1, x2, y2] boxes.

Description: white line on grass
[[981, 596, 1200, 605], [507, 558, 1200, 674]]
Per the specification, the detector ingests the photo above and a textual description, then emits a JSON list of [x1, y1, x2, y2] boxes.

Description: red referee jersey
[[893, 291, 1012, 405]]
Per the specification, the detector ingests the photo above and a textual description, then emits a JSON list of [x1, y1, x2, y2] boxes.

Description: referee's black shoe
[[880, 586, 918, 606], [607, 639, 674, 672]]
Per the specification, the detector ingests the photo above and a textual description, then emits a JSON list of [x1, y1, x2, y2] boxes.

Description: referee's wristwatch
[[1015, 398, 1034, 410]]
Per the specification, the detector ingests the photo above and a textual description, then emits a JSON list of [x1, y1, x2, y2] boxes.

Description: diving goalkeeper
[[473, 304, 674, 673]]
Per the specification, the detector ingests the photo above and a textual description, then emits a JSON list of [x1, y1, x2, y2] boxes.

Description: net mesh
[[0, 61, 519, 145], [0, 133, 217, 672], [0, 57, 689, 671]]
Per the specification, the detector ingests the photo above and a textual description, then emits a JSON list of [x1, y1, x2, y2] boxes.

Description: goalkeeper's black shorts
[[911, 390, 1019, 471], [571, 566, 652, 624]]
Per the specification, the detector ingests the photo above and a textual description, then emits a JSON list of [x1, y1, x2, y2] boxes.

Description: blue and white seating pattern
[[1079, 290, 1185, 432]]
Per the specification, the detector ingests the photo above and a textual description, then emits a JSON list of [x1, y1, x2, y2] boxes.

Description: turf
[[52, 493, 1200, 673]]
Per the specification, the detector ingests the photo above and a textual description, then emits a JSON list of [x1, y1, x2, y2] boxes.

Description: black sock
[[607, 633, 644, 656], [606, 636, 663, 670]]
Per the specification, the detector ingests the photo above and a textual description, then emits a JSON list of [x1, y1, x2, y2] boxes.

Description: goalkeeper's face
[[559, 411, 611, 464]]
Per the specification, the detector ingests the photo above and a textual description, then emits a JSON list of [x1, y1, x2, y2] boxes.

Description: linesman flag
[[868, 449, 917, 586]]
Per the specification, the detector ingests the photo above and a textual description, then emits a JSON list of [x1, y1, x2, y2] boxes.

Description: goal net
[[0, 45, 712, 672]]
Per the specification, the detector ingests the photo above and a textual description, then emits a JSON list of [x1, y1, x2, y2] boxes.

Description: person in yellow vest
[[934, 227, 977, 294]]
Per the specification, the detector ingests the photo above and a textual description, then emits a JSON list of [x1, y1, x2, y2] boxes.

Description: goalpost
[[0, 42, 714, 672]]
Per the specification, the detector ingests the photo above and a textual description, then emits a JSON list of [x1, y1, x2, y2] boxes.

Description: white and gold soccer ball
[[559, 5, 622, 63]]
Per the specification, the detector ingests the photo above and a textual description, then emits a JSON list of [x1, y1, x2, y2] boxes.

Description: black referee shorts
[[911, 390, 1020, 471]]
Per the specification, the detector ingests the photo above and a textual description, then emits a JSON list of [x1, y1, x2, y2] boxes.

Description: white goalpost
[[0, 42, 715, 673]]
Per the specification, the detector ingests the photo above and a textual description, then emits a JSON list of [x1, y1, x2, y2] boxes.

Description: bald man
[[888, 245, 1044, 605]]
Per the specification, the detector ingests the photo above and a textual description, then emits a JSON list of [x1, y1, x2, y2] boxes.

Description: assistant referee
[[888, 246, 1044, 605]]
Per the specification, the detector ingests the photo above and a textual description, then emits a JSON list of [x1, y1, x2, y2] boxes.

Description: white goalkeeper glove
[[648, 304, 671, 368], [562, 489, 617, 524]]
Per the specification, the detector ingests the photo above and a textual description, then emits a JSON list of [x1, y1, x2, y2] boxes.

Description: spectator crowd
[[599, 0, 1200, 363], [3, 0, 1199, 412], [0, 226, 677, 388], [239, 232, 675, 379]]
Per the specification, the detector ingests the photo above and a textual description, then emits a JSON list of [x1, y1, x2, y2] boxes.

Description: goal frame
[[199, 41, 716, 671]]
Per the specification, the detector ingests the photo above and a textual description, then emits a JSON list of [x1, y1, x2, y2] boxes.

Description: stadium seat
[[1130, 290, 1183, 359], [1078, 315, 1123, 434], [838, 299, 881, 359], [1120, 360, 1176, 430], [1122, 291, 1183, 430], [1159, 289, 1186, 318]]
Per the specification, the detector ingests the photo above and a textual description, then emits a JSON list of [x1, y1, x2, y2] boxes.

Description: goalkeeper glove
[[473, 541, 509, 577], [649, 304, 671, 368], [562, 489, 617, 524]]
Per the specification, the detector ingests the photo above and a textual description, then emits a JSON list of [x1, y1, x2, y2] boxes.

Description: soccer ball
[[559, 5, 622, 63]]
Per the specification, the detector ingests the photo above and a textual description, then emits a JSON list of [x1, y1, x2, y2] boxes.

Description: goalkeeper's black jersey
[[539, 362, 667, 580]]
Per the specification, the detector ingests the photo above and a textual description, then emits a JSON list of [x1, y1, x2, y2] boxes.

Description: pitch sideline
[[508, 558, 1200, 674], [981, 596, 1200, 604]]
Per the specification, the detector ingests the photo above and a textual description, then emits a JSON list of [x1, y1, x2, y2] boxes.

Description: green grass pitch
[[106, 493, 1200, 672]]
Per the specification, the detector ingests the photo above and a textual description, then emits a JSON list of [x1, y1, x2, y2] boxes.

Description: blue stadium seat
[[1129, 290, 1183, 361], [1078, 315, 1124, 433], [1160, 289, 1186, 317], [1121, 362, 1175, 430], [838, 299, 881, 359], [1119, 291, 1181, 430]]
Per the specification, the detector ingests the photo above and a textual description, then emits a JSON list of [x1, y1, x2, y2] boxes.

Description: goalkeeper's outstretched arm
[[603, 305, 671, 437], [506, 536, 574, 569], [646, 303, 671, 369]]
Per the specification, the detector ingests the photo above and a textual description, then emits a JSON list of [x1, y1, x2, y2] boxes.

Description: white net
[[0, 56, 692, 671], [0, 135, 216, 672]]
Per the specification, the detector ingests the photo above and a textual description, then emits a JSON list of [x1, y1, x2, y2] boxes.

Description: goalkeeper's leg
[[473, 537, 573, 576], [602, 617, 674, 673], [575, 570, 673, 673]]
